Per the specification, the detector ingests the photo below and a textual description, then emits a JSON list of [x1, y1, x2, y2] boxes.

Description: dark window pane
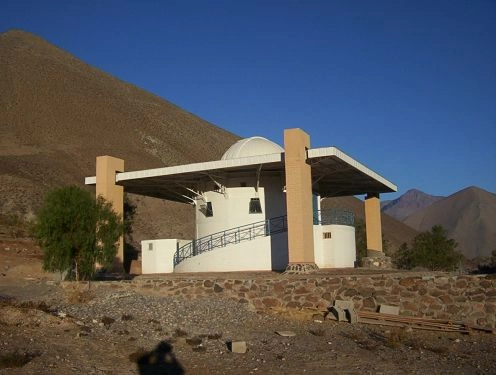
[[200, 202, 213, 217], [206, 202, 213, 217], [249, 198, 262, 214]]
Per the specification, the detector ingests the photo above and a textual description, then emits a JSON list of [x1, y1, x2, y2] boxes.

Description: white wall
[[195, 175, 286, 240], [195, 187, 266, 239], [174, 236, 272, 273], [314, 225, 356, 268], [313, 225, 324, 266], [141, 239, 184, 274]]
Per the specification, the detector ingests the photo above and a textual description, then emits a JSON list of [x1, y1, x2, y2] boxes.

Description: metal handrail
[[174, 215, 287, 266], [313, 208, 355, 226], [174, 208, 354, 266]]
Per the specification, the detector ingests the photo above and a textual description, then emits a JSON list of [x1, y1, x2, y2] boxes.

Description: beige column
[[284, 128, 317, 272], [96, 156, 125, 271], [364, 193, 383, 256]]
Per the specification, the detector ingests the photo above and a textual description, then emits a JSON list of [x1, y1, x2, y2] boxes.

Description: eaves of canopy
[[85, 146, 397, 203]]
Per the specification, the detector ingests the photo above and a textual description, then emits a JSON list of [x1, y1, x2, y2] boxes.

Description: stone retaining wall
[[89, 273, 496, 328]]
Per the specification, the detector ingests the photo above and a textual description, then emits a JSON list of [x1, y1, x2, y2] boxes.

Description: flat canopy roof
[[85, 146, 397, 203]]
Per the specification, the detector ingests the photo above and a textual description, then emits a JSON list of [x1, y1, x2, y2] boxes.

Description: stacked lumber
[[357, 311, 495, 334]]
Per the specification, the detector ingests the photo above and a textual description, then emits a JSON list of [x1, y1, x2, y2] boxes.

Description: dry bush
[[309, 328, 326, 336], [202, 332, 222, 340], [0, 351, 41, 369], [121, 313, 134, 321], [424, 344, 449, 354], [173, 328, 188, 338], [185, 337, 202, 346], [101, 316, 115, 328], [0, 296, 16, 307], [66, 288, 94, 304], [385, 328, 408, 348], [341, 330, 380, 351]]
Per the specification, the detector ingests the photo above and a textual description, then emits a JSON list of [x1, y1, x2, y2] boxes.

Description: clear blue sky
[[2, 0, 495, 199]]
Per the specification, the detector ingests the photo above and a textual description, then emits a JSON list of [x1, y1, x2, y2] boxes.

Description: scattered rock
[[101, 316, 115, 328], [275, 331, 296, 337], [228, 340, 247, 353], [186, 337, 202, 346]]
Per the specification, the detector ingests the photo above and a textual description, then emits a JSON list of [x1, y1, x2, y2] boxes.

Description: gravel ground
[[1, 280, 495, 375]]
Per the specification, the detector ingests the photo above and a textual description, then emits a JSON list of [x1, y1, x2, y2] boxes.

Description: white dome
[[221, 136, 284, 160]]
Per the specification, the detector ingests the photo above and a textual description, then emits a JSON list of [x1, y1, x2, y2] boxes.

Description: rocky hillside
[[403, 187, 496, 259], [0, 30, 238, 242], [381, 189, 444, 221]]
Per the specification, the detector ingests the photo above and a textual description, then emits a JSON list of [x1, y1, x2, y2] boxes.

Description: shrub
[[477, 249, 496, 274], [34, 186, 123, 280], [393, 225, 462, 271]]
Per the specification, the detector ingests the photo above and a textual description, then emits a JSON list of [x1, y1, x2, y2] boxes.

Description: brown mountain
[[381, 189, 444, 221], [403, 187, 496, 260], [1, 29, 415, 253], [323, 196, 419, 252], [0, 29, 238, 241]]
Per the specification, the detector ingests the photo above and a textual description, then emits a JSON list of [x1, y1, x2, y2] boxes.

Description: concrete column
[[96, 156, 125, 271], [364, 193, 383, 256], [284, 128, 317, 273]]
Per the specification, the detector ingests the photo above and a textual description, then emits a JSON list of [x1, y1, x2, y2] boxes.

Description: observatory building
[[85, 128, 396, 274]]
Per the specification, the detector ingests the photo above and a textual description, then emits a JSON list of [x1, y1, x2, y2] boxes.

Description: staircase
[[174, 215, 288, 266]]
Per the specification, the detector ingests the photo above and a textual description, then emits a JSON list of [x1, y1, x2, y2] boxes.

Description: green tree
[[393, 242, 414, 270], [477, 249, 496, 274], [393, 225, 461, 271], [354, 219, 367, 263], [123, 193, 138, 272], [34, 186, 123, 280]]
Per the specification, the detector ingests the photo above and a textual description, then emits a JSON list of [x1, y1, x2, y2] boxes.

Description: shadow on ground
[[131, 341, 185, 375]]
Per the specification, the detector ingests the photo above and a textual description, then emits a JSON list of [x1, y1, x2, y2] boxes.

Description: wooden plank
[[357, 311, 465, 327], [358, 318, 469, 333]]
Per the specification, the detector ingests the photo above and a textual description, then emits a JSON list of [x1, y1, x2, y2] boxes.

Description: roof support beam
[[283, 128, 317, 272], [365, 192, 383, 255], [96, 156, 125, 272]]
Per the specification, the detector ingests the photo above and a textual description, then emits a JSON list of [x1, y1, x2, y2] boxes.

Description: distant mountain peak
[[403, 186, 496, 259], [456, 186, 494, 196], [381, 189, 444, 221]]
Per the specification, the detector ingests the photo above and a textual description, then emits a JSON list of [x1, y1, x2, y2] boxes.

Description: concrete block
[[346, 308, 358, 324], [228, 341, 247, 353], [379, 304, 400, 315], [330, 306, 347, 322]]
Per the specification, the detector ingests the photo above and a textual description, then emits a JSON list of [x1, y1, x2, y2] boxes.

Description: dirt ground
[[1, 238, 495, 375]]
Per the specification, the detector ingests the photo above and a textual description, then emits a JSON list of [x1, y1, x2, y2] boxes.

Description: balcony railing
[[313, 208, 355, 226]]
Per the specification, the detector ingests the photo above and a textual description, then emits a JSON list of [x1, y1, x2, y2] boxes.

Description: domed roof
[[221, 136, 284, 160]]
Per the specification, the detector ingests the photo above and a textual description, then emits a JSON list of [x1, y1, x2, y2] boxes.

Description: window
[[200, 202, 213, 217], [206, 202, 213, 217], [148, 243, 153, 250], [323, 232, 332, 239], [249, 198, 262, 214]]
